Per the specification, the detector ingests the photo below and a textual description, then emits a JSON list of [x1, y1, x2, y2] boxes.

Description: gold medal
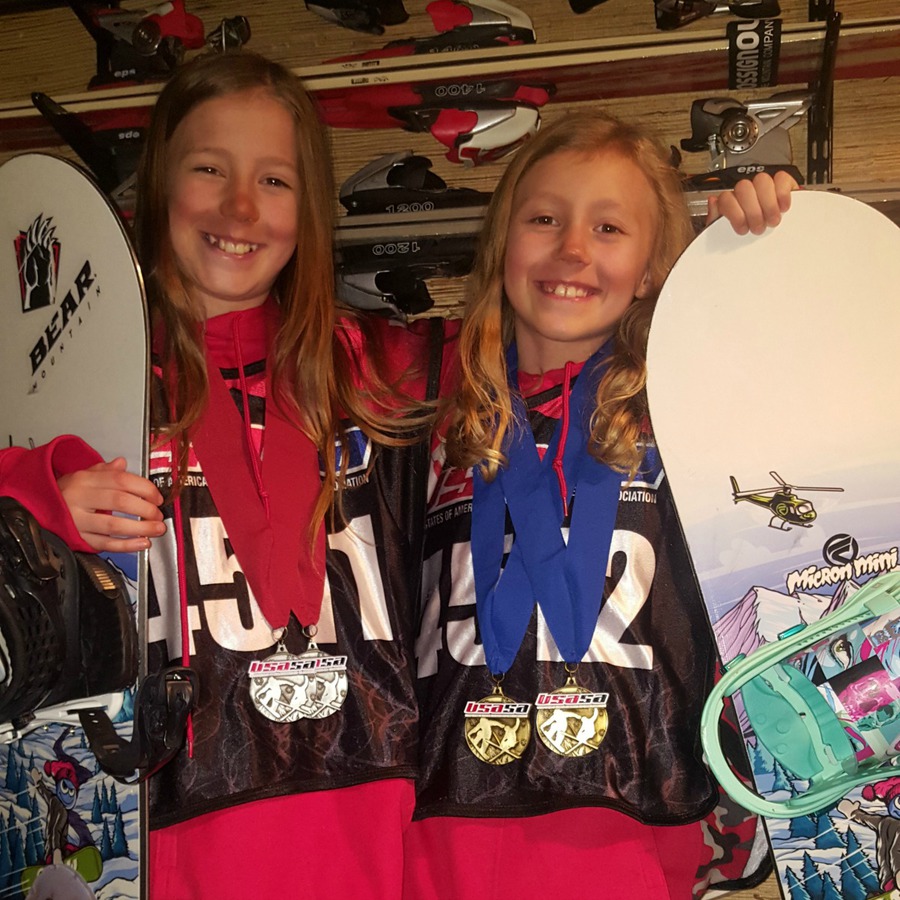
[[463, 679, 532, 765], [535, 666, 608, 758]]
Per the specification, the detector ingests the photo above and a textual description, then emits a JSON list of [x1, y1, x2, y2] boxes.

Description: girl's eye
[[598, 223, 621, 234], [264, 176, 292, 189], [193, 165, 219, 175], [530, 215, 556, 226]]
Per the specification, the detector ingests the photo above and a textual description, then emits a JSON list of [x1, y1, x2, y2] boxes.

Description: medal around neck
[[535, 670, 608, 758], [464, 684, 532, 765], [248, 637, 348, 723]]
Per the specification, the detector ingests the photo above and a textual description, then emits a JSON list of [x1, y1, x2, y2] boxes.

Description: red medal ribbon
[[190, 301, 325, 631]]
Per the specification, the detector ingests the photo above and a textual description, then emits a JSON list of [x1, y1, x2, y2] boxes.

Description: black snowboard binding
[[0, 497, 137, 730], [0, 497, 196, 782]]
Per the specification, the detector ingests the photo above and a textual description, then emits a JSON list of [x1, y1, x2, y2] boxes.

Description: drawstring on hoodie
[[164, 362, 196, 758], [551, 361, 577, 519], [173, 492, 194, 758]]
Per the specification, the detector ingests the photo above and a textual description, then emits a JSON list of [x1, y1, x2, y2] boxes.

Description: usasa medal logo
[[463, 689, 532, 765], [247, 642, 348, 723], [535, 675, 609, 758]]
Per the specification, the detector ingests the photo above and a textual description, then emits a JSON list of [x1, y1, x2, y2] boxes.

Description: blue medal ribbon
[[471, 342, 622, 673]]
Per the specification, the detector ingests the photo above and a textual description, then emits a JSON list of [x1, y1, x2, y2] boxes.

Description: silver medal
[[248, 640, 348, 723]]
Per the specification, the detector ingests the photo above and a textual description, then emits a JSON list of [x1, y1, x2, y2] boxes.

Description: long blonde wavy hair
[[445, 109, 694, 480], [135, 52, 420, 527]]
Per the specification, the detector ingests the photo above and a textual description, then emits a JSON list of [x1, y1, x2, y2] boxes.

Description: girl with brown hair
[[0, 51, 440, 898]]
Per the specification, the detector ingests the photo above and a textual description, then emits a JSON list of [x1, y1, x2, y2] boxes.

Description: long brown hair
[[445, 109, 694, 480], [135, 51, 418, 526]]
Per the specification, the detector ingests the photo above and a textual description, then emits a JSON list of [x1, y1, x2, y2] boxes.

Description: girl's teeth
[[205, 234, 258, 255], [547, 283, 588, 298]]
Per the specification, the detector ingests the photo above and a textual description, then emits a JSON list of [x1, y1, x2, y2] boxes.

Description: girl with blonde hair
[[407, 109, 794, 899]]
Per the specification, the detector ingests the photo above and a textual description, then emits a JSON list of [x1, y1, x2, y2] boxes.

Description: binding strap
[[79, 667, 198, 783]]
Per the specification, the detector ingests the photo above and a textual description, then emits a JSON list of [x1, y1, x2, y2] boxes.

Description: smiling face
[[503, 148, 660, 374], [165, 88, 300, 319]]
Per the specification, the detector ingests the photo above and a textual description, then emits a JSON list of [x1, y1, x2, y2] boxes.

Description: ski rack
[[244, 15, 900, 101], [333, 183, 900, 315], [2, 16, 899, 155], [806, 9, 839, 183], [335, 182, 900, 247], [683, 182, 900, 227]]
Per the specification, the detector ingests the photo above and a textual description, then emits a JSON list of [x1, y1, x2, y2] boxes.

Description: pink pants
[[403, 806, 705, 900], [149, 779, 415, 900]]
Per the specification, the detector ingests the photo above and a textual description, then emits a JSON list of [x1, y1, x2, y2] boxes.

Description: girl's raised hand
[[706, 171, 800, 235], [57, 457, 166, 553]]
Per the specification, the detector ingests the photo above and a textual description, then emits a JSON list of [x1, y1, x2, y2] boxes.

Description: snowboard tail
[[703, 571, 900, 818]]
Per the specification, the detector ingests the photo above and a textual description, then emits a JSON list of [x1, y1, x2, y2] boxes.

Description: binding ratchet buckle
[[702, 571, 900, 817], [79, 667, 198, 783]]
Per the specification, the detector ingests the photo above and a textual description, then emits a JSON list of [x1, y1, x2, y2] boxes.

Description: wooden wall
[[1, 6, 897, 896], [3, 1, 899, 191]]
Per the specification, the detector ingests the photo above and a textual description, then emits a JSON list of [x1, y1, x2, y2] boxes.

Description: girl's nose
[[221, 183, 259, 223], [558, 227, 589, 263]]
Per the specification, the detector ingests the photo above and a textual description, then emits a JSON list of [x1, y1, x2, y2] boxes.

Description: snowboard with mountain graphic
[[646, 189, 900, 900]]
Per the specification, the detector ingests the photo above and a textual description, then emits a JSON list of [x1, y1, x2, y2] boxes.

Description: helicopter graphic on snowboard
[[730, 470, 844, 531]]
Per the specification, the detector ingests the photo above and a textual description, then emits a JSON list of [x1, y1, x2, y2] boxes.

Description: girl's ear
[[635, 268, 653, 300]]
